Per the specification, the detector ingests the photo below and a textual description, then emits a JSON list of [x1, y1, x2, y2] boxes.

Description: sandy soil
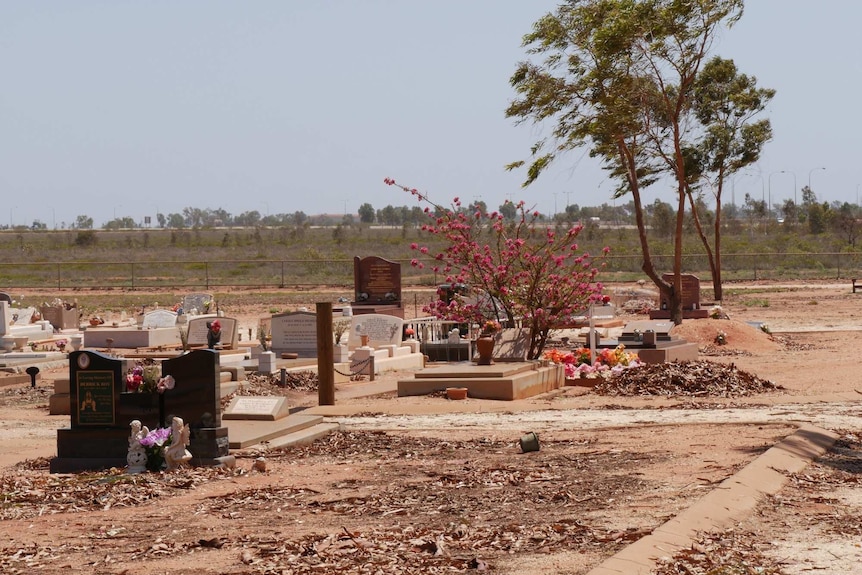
[[1, 281, 861, 574]]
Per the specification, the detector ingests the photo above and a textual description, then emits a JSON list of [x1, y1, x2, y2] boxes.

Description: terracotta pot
[[446, 387, 468, 400], [475, 336, 495, 366]]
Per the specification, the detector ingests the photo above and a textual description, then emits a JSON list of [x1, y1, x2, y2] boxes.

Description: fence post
[[316, 302, 335, 406]]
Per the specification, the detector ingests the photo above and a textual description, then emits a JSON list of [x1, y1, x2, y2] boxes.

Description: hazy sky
[[2, 2, 859, 228]]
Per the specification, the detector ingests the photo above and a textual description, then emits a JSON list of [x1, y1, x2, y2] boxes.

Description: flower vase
[[476, 336, 495, 366]]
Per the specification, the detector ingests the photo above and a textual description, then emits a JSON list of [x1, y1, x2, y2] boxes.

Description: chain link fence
[[2, 253, 862, 290]]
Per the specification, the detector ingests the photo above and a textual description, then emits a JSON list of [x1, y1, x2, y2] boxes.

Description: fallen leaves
[[595, 360, 783, 397]]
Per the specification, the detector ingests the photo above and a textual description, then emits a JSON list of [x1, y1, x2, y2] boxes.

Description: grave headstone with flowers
[[51, 349, 233, 472]]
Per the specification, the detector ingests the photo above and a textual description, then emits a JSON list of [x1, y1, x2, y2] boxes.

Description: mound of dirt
[[671, 318, 779, 354]]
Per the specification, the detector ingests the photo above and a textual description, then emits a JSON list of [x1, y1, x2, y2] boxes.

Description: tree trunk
[[685, 187, 720, 302], [616, 140, 672, 301], [671, 183, 685, 326], [713, 198, 723, 301]]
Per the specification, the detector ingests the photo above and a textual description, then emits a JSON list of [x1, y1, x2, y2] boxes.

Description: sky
[[2, 1, 860, 228]]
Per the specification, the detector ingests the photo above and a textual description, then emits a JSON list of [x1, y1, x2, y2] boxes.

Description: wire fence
[[2, 253, 862, 290]]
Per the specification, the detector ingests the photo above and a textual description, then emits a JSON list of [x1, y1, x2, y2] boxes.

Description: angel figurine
[[164, 416, 192, 470], [126, 419, 149, 474]]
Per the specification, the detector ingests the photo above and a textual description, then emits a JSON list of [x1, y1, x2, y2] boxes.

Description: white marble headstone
[[12, 307, 36, 325], [142, 309, 178, 329], [349, 314, 403, 350]]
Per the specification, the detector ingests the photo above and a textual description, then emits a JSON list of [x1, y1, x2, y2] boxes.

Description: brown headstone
[[660, 273, 702, 311], [353, 256, 401, 304]]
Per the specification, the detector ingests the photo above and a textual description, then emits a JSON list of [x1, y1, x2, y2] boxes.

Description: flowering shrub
[[125, 362, 175, 394], [543, 344, 642, 379], [138, 426, 172, 471], [385, 177, 607, 359]]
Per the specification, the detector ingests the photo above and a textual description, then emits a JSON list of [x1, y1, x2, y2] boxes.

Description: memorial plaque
[[75, 370, 116, 426], [142, 309, 178, 329], [349, 313, 403, 349], [223, 396, 290, 421], [68, 350, 124, 429], [353, 256, 401, 303], [270, 311, 317, 358]]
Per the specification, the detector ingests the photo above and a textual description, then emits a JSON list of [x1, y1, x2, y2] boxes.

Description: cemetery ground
[[1, 281, 861, 574]]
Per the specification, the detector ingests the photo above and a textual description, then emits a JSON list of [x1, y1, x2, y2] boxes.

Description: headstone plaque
[[349, 313, 404, 350], [142, 309, 178, 329], [270, 311, 317, 357], [187, 316, 238, 348], [353, 256, 401, 303], [660, 273, 701, 311], [223, 396, 290, 421], [69, 351, 124, 428]]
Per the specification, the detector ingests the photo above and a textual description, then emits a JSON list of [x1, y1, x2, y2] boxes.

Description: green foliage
[[74, 230, 97, 247]]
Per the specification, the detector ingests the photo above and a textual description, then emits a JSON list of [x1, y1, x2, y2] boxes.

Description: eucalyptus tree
[[687, 56, 774, 301], [506, 0, 746, 323]]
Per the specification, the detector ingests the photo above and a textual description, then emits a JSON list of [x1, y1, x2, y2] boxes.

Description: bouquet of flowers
[[126, 362, 175, 394], [481, 319, 502, 335], [543, 344, 642, 379], [138, 426, 172, 471]]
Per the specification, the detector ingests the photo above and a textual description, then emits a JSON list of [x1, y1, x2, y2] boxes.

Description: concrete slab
[[635, 341, 699, 364], [225, 413, 323, 448], [261, 422, 342, 449], [398, 363, 564, 400]]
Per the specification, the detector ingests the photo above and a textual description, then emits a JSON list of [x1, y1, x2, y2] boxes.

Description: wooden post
[[316, 302, 335, 405]]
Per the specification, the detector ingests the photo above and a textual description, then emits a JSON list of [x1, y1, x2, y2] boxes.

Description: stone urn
[[475, 336, 495, 366]]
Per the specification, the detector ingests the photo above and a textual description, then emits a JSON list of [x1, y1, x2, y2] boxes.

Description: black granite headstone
[[162, 349, 230, 467], [162, 349, 221, 428]]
